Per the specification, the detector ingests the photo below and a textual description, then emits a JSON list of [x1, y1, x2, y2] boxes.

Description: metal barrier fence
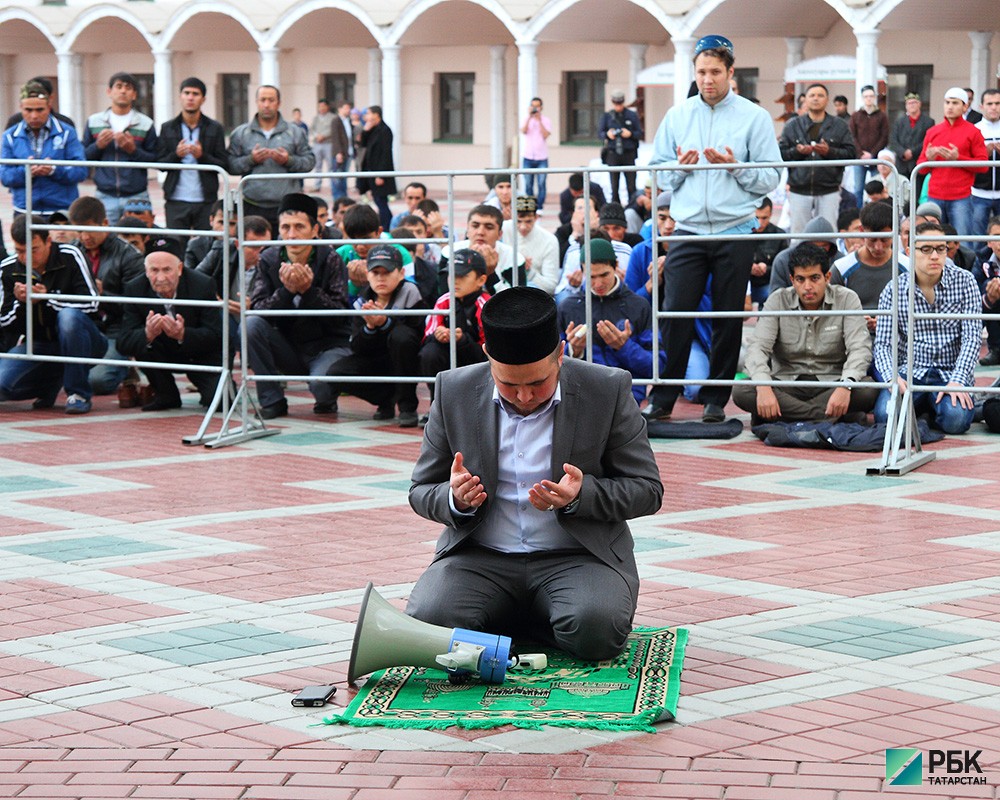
[[0, 157, 234, 444], [3, 155, 998, 472]]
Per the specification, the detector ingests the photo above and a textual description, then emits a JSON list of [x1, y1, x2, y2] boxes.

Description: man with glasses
[[643, 34, 781, 423], [873, 220, 980, 433], [598, 91, 642, 206]]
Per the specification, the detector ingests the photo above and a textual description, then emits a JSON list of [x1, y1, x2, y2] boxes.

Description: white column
[[785, 36, 806, 71], [628, 44, 647, 105], [490, 45, 506, 168], [0, 56, 12, 123], [854, 29, 880, 106], [152, 49, 173, 128], [56, 52, 83, 130], [516, 40, 538, 125], [969, 31, 994, 106], [381, 45, 401, 166], [368, 48, 382, 106], [259, 47, 279, 88], [671, 37, 694, 109]]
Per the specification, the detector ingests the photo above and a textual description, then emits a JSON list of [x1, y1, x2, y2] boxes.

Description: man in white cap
[[406, 287, 662, 661], [916, 87, 988, 242]]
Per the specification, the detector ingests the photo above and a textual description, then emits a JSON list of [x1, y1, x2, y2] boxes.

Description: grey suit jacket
[[408, 358, 663, 598]]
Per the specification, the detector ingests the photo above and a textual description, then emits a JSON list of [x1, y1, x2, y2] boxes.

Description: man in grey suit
[[406, 287, 663, 661]]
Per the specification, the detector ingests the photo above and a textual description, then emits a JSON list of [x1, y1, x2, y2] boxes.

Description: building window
[[133, 74, 154, 119], [734, 68, 758, 103], [322, 74, 355, 107], [436, 73, 474, 142], [221, 73, 250, 134], [564, 71, 606, 144], [886, 64, 933, 116]]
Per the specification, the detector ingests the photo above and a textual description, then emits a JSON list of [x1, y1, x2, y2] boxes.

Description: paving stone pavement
[[3, 181, 1000, 797], [2, 369, 1000, 799]]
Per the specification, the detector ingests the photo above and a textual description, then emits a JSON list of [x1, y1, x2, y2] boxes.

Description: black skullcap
[[278, 192, 318, 221], [599, 202, 627, 228], [481, 287, 559, 365], [144, 236, 184, 262]]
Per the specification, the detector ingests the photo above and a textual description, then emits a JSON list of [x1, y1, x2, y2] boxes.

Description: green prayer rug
[[326, 626, 687, 732]]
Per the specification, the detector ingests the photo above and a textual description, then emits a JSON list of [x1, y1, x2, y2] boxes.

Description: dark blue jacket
[[1, 117, 87, 213], [557, 280, 663, 403]]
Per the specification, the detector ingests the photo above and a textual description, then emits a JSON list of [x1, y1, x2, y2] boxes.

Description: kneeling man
[[406, 287, 663, 661], [733, 243, 878, 423]]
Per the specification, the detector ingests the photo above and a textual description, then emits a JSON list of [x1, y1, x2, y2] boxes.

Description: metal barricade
[[871, 158, 1000, 475], [0, 157, 233, 445], [6, 155, 994, 473]]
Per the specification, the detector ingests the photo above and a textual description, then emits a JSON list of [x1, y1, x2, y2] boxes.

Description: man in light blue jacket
[[642, 35, 781, 423]]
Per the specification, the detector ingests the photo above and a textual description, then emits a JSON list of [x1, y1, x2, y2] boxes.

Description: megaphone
[[348, 582, 519, 685]]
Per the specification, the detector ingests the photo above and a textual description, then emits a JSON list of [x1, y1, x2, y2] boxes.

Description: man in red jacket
[[917, 87, 988, 243]]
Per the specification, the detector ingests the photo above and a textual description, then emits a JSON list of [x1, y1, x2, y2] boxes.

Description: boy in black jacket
[[325, 243, 426, 426]]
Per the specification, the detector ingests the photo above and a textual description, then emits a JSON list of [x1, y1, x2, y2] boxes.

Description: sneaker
[[702, 403, 726, 423], [65, 394, 92, 415], [398, 410, 419, 428], [980, 349, 1000, 367], [373, 404, 395, 421], [313, 400, 339, 415], [418, 414, 430, 428]]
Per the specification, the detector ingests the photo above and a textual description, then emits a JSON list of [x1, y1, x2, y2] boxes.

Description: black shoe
[[398, 410, 419, 428], [32, 392, 59, 410], [641, 401, 675, 421], [702, 403, 726, 423], [259, 400, 288, 420], [141, 396, 182, 412], [373, 404, 395, 420], [980, 349, 1000, 367], [418, 414, 430, 428], [313, 401, 338, 415]]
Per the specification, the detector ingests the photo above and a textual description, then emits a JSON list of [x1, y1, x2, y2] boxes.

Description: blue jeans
[[0, 308, 107, 402], [522, 158, 548, 209], [331, 159, 349, 200], [853, 164, 877, 208], [89, 337, 129, 395], [971, 195, 1000, 244], [873, 372, 974, 434], [682, 338, 709, 403], [928, 195, 974, 244]]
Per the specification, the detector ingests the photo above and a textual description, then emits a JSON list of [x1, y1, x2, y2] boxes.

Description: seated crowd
[[2, 71, 999, 435]]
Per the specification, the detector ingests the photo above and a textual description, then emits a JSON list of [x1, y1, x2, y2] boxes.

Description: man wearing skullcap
[[406, 287, 663, 661], [117, 236, 223, 411]]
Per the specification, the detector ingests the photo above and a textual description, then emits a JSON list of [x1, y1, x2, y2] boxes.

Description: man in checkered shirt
[[873, 219, 981, 433]]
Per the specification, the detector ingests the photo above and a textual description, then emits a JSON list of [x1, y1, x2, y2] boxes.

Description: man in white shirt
[[501, 195, 559, 294]]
